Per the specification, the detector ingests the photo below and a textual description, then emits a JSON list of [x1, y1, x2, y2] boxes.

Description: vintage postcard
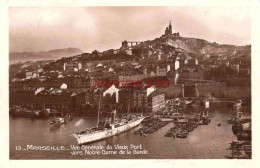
[[1, 0, 260, 167]]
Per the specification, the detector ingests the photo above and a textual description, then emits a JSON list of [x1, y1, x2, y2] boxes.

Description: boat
[[64, 114, 72, 123], [134, 130, 140, 134], [199, 110, 211, 125], [182, 130, 189, 134], [199, 100, 204, 106], [241, 98, 251, 106], [160, 118, 174, 122], [176, 133, 188, 138], [143, 133, 148, 137], [227, 117, 238, 124], [232, 123, 242, 135], [187, 101, 198, 108], [235, 121, 251, 140], [233, 100, 242, 108], [39, 108, 50, 118], [50, 117, 65, 130], [164, 132, 173, 137], [198, 120, 203, 125], [50, 110, 65, 126], [50, 116, 65, 124], [73, 90, 145, 145], [237, 131, 251, 141], [203, 118, 211, 125], [74, 111, 144, 144], [38, 101, 51, 118], [184, 100, 192, 105], [54, 117, 65, 124], [9, 105, 18, 114], [205, 99, 210, 109], [11, 106, 40, 118]]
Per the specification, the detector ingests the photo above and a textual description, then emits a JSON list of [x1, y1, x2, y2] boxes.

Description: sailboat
[[73, 89, 145, 145]]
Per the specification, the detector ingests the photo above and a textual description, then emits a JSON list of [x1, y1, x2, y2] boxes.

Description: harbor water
[[9, 106, 250, 159]]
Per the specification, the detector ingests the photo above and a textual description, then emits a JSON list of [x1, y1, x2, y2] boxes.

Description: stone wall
[[226, 77, 251, 86], [157, 84, 184, 98], [197, 84, 251, 98], [159, 83, 251, 99], [184, 84, 199, 97]]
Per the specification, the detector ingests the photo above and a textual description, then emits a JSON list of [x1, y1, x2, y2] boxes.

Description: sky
[[9, 6, 251, 53]]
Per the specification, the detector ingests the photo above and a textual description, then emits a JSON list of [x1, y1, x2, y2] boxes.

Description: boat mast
[[97, 90, 102, 128], [127, 89, 130, 117], [62, 98, 64, 118], [142, 89, 144, 115], [43, 98, 46, 110]]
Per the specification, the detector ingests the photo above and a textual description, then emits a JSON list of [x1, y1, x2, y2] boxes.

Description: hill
[[9, 48, 83, 64], [141, 35, 251, 58]]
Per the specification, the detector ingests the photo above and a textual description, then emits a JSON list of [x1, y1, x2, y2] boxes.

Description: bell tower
[[169, 20, 172, 34]]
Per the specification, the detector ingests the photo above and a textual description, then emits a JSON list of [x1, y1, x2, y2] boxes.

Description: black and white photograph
[[7, 5, 253, 161]]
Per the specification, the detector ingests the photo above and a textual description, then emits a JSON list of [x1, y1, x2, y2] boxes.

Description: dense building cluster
[[9, 22, 251, 115]]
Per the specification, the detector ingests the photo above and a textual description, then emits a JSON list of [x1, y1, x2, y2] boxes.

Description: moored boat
[[73, 90, 145, 145], [227, 117, 238, 124], [176, 133, 188, 138], [233, 100, 242, 108], [73, 111, 144, 145], [39, 108, 51, 118], [11, 106, 40, 118], [50, 117, 65, 130]]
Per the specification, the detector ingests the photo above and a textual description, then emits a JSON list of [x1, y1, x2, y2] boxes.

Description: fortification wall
[[157, 84, 184, 98], [158, 83, 250, 99], [197, 84, 251, 98]]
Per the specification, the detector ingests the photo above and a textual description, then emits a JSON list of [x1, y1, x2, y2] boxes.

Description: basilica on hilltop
[[163, 21, 180, 37]]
